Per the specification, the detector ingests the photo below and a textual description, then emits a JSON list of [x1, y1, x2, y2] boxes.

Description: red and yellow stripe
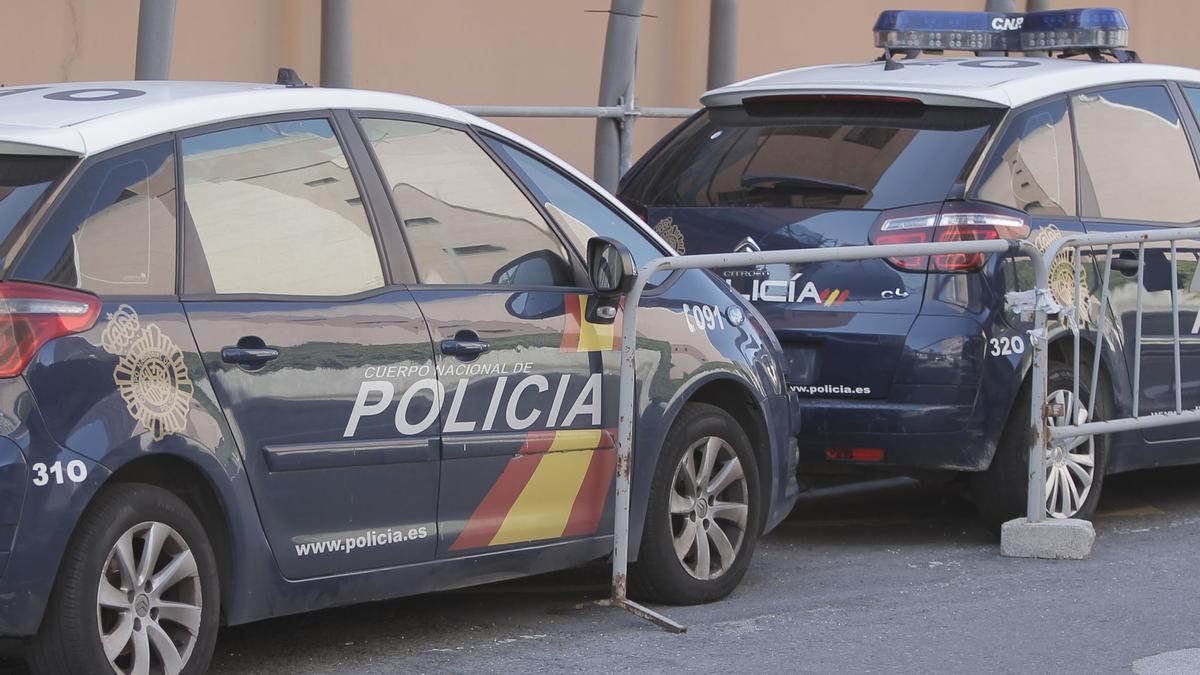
[[561, 294, 622, 352], [449, 428, 617, 551]]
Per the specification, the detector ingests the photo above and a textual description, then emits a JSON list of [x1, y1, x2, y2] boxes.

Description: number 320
[[989, 336, 1025, 356]]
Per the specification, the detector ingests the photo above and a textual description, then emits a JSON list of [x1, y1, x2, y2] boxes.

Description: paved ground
[[6, 466, 1200, 674]]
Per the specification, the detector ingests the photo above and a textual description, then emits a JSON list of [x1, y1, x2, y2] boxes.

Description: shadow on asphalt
[[3, 464, 1199, 672]]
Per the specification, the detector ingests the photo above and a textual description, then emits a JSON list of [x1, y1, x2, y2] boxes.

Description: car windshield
[[0, 155, 74, 264], [623, 99, 1002, 210]]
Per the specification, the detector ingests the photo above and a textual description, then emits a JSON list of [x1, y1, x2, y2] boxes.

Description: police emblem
[[1032, 224, 1089, 311], [653, 217, 686, 254], [100, 305, 193, 441]]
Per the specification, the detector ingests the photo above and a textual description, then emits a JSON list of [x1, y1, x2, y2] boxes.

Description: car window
[[619, 101, 1001, 210], [1073, 85, 1200, 223], [180, 119, 384, 296], [483, 136, 666, 269], [975, 98, 1076, 216], [359, 118, 572, 286], [13, 141, 176, 296]]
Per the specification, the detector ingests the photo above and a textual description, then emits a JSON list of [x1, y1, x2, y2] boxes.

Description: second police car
[[0, 78, 799, 674], [620, 8, 1200, 528]]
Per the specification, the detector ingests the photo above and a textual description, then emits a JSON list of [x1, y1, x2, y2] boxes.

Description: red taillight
[[0, 282, 101, 378], [870, 204, 1029, 273]]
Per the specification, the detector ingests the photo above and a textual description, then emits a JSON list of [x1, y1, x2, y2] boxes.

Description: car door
[[178, 115, 441, 579], [1072, 84, 1200, 450], [355, 116, 620, 557]]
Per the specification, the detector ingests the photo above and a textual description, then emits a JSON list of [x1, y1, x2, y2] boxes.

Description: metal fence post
[[1026, 278, 1050, 523], [1026, 0, 1051, 11], [594, 0, 645, 192], [707, 0, 739, 90], [321, 0, 353, 88], [134, 0, 177, 80]]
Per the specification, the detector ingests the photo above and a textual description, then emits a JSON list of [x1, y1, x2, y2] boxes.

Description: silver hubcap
[[97, 521, 202, 675], [1045, 389, 1096, 519], [670, 436, 749, 580]]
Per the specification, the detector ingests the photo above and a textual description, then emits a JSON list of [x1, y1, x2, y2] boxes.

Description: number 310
[[31, 460, 88, 487]]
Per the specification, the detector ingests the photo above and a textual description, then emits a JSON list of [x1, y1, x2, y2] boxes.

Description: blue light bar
[[873, 8, 1129, 54]]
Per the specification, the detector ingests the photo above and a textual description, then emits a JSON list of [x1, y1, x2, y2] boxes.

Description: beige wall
[[3, 0, 1200, 176]]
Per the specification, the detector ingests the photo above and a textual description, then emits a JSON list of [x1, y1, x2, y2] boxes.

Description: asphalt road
[[6, 467, 1200, 674]]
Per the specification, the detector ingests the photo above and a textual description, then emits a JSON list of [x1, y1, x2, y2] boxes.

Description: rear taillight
[[870, 204, 1029, 273], [0, 282, 101, 378]]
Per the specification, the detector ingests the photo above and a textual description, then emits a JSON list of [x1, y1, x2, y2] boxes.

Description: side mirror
[[586, 237, 636, 324]]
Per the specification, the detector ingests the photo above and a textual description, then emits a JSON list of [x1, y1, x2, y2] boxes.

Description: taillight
[[0, 282, 101, 378], [870, 203, 1029, 273]]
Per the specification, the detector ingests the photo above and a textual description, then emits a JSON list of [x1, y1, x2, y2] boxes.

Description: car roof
[[0, 80, 479, 156], [0, 80, 680, 254], [701, 57, 1200, 109]]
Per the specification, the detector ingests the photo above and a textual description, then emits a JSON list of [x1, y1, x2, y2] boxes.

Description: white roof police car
[[0, 74, 799, 673], [621, 8, 1200, 528]]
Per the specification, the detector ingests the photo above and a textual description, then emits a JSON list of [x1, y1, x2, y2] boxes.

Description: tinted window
[[360, 118, 571, 286], [484, 136, 665, 270], [15, 142, 175, 295], [621, 101, 1001, 210], [181, 119, 384, 296], [976, 98, 1076, 216], [0, 156, 73, 267], [1073, 85, 1200, 223]]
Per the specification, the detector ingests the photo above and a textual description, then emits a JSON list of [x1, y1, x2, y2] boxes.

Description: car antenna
[[276, 67, 311, 88]]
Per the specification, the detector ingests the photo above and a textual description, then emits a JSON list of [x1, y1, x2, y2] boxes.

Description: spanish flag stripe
[[489, 448, 595, 545], [561, 293, 582, 352], [448, 452, 544, 551], [561, 447, 617, 538]]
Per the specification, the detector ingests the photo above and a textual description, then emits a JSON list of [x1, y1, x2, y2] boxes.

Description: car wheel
[[27, 483, 219, 675], [973, 360, 1109, 531], [631, 402, 762, 605]]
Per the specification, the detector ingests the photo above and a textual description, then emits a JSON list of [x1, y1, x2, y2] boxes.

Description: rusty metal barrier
[[607, 238, 1041, 631], [1025, 226, 1200, 523]]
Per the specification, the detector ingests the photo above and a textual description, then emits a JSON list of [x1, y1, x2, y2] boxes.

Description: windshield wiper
[[741, 174, 869, 195]]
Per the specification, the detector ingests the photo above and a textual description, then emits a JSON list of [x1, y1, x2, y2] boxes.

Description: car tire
[[27, 483, 220, 675], [631, 402, 762, 605], [973, 360, 1109, 532]]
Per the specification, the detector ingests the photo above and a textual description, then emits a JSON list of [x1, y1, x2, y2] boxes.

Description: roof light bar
[[873, 7, 1129, 54]]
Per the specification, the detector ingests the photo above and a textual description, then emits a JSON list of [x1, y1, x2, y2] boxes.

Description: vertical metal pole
[[594, 0, 645, 191], [618, 53, 637, 178], [321, 0, 353, 88], [1027, 247, 1050, 523], [985, 0, 1017, 10], [1026, 0, 1052, 11], [1133, 243, 1146, 417], [1171, 242, 1183, 413], [134, 0, 177, 80], [707, 0, 739, 90]]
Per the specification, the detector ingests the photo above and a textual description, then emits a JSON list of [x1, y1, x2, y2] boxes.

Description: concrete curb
[[999, 517, 1095, 559]]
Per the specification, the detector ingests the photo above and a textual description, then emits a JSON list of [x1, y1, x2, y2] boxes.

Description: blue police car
[[620, 8, 1200, 527], [0, 79, 798, 674]]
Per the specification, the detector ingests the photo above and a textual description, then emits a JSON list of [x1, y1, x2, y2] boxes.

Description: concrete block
[[1000, 517, 1094, 559]]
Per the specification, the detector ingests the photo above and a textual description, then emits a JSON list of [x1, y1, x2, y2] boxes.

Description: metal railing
[[1026, 226, 1200, 522], [607, 238, 1039, 631]]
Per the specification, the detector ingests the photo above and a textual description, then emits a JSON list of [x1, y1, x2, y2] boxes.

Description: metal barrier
[[1025, 226, 1200, 523], [606, 238, 1040, 631]]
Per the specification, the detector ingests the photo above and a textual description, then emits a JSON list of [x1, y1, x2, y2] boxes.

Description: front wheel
[[27, 483, 220, 675], [973, 360, 1109, 531], [631, 402, 762, 605]]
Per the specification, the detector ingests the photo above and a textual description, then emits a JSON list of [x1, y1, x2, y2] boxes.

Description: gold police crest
[[1032, 224, 1089, 310], [653, 217, 686, 254], [100, 305, 193, 441]]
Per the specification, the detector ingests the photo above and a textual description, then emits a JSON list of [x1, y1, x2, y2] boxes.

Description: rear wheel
[[631, 403, 761, 605], [973, 360, 1108, 530], [27, 483, 219, 675]]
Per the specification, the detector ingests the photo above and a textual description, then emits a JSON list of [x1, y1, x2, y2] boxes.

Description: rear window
[[622, 100, 1002, 210], [0, 155, 73, 266]]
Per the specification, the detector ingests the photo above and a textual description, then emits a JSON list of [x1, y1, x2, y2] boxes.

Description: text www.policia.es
[[294, 526, 430, 557]]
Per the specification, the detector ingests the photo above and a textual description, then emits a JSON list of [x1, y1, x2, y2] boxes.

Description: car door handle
[[440, 339, 491, 357], [1110, 257, 1141, 273], [221, 346, 280, 365]]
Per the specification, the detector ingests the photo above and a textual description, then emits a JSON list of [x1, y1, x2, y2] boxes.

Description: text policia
[[344, 362, 603, 437]]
